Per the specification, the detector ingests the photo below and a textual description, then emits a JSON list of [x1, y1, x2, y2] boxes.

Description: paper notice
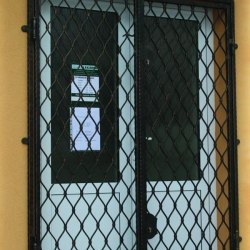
[[71, 75, 99, 102], [70, 107, 100, 151]]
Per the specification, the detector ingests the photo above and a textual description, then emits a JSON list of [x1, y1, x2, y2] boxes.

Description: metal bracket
[[235, 230, 242, 249], [229, 39, 238, 50], [21, 25, 29, 33], [21, 137, 29, 145], [21, 17, 37, 39]]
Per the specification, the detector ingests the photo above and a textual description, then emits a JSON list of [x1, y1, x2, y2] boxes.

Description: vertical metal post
[[226, 1, 240, 249], [27, 0, 35, 248], [27, 0, 40, 249], [135, 0, 147, 249]]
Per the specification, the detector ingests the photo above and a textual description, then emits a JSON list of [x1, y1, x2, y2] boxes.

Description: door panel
[[46, 193, 121, 249], [144, 3, 217, 249], [144, 16, 200, 181], [39, 1, 136, 249], [147, 190, 202, 249]]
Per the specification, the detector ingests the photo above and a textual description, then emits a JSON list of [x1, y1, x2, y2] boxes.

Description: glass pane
[[51, 7, 119, 183], [144, 16, 199, 181]]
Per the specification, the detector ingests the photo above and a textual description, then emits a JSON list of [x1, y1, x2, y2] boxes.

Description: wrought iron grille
[[27, 0, 239, 249]]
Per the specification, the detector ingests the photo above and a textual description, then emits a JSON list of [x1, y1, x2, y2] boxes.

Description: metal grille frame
[[26, 0, 239, 249]]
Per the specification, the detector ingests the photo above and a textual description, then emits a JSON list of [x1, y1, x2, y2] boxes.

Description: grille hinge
[[21, 17, 37, 40]]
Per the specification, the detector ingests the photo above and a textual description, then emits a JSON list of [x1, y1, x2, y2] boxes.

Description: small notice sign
[[71, 64, 99, 102], [70, 107, 101, 151]]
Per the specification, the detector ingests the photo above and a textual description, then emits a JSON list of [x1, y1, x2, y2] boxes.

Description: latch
[[146, 212, 158, 239]]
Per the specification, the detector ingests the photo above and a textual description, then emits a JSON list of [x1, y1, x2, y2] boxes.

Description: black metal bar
[[27, 0, 40, 249], [27, 0, 35, 248], [135, 0, 147, 249], [34, 0, 41, 248], [226, 1, 240, 249]]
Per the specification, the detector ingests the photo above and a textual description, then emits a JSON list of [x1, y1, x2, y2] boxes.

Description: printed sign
[[71, 64, 99, 102], [70, 107, 101, 151]]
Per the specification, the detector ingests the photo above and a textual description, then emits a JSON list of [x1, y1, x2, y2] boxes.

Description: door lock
[[146, 212, 158, 239]]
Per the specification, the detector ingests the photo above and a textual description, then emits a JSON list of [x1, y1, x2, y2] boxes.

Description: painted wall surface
[[0, 0, 28, 250], [0, 0, 249, 249], [235, 0, 250, 249]]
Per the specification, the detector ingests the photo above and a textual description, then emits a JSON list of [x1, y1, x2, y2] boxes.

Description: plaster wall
[[0, 0, 28, 249], [235, 0, 250, 249]]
